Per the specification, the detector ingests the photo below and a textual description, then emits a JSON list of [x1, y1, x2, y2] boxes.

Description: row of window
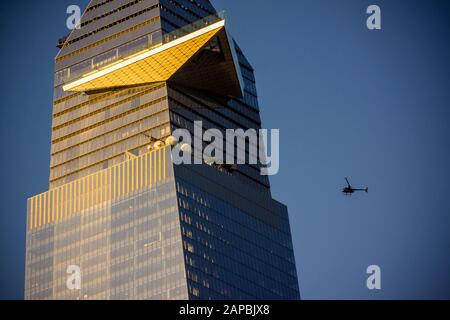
[[65, 3, 160, 47], [27, 181, 188, 300]]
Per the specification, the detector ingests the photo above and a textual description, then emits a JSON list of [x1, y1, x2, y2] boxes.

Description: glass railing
[[56, 11, 225, 87]]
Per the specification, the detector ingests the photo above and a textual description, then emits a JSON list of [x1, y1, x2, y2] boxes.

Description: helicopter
[[342, 178, 368, 195]]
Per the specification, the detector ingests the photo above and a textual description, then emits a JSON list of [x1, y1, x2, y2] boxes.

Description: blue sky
[[1, 0, 449, 299]]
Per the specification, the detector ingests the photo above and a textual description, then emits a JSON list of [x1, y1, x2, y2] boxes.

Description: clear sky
[[1, 0, 449, 299]]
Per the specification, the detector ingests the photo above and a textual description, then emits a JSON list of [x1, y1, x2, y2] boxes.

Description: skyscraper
[[25, 0, 300, 300]]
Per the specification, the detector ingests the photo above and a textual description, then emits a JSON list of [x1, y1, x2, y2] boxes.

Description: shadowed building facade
[[25, 0, 300, 300]]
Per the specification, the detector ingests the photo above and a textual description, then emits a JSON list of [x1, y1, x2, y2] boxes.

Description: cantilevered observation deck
[[59, 12, 244, 98]]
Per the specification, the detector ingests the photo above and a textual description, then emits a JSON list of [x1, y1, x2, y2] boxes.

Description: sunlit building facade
[[25, 0, 300, 300]]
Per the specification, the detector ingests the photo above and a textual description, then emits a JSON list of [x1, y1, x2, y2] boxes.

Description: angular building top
[[59, 12, 243, 98]]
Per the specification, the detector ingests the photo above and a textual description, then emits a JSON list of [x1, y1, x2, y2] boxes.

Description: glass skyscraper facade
[[25, 0, 300, 300]]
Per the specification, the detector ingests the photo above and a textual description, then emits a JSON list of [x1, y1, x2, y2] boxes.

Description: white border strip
[[63, 20, 225, 91]]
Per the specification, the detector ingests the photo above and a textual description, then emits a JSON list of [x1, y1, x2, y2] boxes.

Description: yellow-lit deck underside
[[63, 22, 225, 92]]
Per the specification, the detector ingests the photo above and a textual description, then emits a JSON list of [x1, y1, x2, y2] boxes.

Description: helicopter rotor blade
[[345, 177, 351, 187]]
